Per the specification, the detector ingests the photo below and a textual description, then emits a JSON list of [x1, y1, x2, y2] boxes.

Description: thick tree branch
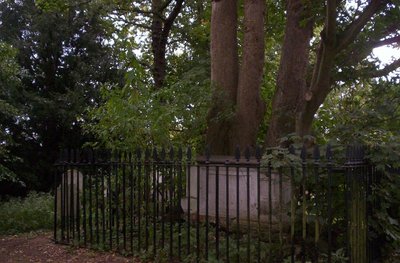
[[338, 34, 400, 73], [325, 0, 337, 46], [370, 58, 400, 78], [114, 7, 166, 22], [337, 0, 387, 51], [160, 0, 174, 12], [162, 0, 184, 40], [113, 16, 152, 30], [372, 35, 400, 48]]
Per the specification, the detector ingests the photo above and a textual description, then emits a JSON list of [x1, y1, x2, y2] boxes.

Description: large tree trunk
[[297, 43, 335, 136], [266, 0, 387, 145], [265, 0, 313, 147], [151, 0, 184, 90], [233, 0, 266, 150], [296, 0, 387, 135], [206, 0, 239, 154], [208, 0, 386, 151], [151, 0, 166, 90]]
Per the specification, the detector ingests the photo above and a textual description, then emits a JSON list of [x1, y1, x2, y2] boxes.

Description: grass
[[0, 192, 54, 235]]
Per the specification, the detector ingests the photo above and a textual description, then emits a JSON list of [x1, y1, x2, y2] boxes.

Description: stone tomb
[[56, 169, 84, 219], [180, 156, 291, 228]]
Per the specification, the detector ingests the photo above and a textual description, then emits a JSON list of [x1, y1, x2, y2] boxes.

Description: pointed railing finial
[[300, 144, 307, 161], [136, 147, 142, 160], [255, 145, 262, 161], [289, 144, 295, 155], [169, 146, 174, 161], [205, 145, 210, 161], [153, 147, 158, 161], [244, 146, 250, 161], [145, 148, 150, 161], [178, 147, 183, 160], [326, 144, 333, 161], [187, 147, 192, 161], [313, 145, 320, 161], [235, 145, 240, 161]]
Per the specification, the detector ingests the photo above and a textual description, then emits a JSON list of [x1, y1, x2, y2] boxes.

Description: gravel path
[[0, 232, 138, 263]]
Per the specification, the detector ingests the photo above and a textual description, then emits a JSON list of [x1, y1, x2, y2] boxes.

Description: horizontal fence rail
[[53, 145, 377, 262]]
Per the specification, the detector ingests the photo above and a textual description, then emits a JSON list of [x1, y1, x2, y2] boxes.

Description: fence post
[[345, 144, 368, 263]]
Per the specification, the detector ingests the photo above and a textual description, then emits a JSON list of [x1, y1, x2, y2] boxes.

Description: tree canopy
[[0, 0, 399, 190]]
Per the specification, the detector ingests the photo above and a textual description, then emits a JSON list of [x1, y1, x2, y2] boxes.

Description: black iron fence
[[53, 145, 378, 262]]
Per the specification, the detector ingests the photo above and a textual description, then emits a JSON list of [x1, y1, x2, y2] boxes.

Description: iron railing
[[53, 144, 377, 262]]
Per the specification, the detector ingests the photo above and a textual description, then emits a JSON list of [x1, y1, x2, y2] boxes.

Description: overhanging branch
[[372, 35, 400, 48], [370, 58, 400, 78], [337, 0, 387, 51], [325, 0, 337, 46], [162, 0, 184, 40]]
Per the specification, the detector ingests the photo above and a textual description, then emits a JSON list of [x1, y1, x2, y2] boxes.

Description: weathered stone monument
[[181, 156, 291, 229], [56, 169, 84, 219]]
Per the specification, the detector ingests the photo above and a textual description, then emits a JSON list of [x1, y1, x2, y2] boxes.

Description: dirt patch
[[0, 232, 138, 263]]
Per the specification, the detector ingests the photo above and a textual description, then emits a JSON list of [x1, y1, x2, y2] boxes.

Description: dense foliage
[[0, 0, 399, 258], [0, 192, 53, 234], [0, 0, 123, 192], [0, 42, 21, 185]]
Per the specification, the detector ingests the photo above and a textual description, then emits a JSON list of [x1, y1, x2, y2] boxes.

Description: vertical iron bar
[[365, 165, 368, 263], [83, 159, 87, 247], [205, 147, 210, 261], [61, 152, 65, 241], [268, 157, 272, 263], [89, 151, 96, 246], [177, 148, 183, 261], [301, 145, 307, 263], [245, 147, 251, 263], [366, 163, 373, 262], [169, 147, 174, 259], [101, 161, 106, 248], [54, 166, 58, 242], [129, 153, 134, 253], [76, 150, 80, 244], [256, 147, 261, 263], [327, 145, 333, 263], [345, 147, 350, 262], [279, 167, 283, 259], [196, 165, 200, 262], [95, 152, 99, 245], [226, 163, 230, 263], [137, 149, 142, 251], [161, 148, 165, 250], [108, 155, 113, 250], [235, 146, 240, 263], [65, 150, 70, 243], [313, 145, 320, 262], [115, 152, 120, 250], [144, 149, 150, 251], [70, 150, 75, 242], [89, 150, 93, 245], [122, 152, 127, 251], [152, 148, 158, 257], [186, 147, 192, 256], [65, 157, 69, 243], [215, 165, 220, 261], [289, 145, 296, 263]]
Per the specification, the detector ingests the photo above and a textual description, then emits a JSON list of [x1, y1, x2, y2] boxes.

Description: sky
[[373, 45, 400, 66]]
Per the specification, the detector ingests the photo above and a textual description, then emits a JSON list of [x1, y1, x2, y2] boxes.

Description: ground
[[0, 232, 138, 263]]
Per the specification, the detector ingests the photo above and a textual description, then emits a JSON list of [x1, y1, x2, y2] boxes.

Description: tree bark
[[151, 0, 166, 90], [151, 0, 184, 90], [206, 0, 239, 154], [296, 0, 386, 136], [265, 0, 313, 146], [233, 0, 266, 150]]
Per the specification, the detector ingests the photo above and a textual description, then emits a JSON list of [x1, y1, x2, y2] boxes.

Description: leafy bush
[[0, 192, 54, 235]]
